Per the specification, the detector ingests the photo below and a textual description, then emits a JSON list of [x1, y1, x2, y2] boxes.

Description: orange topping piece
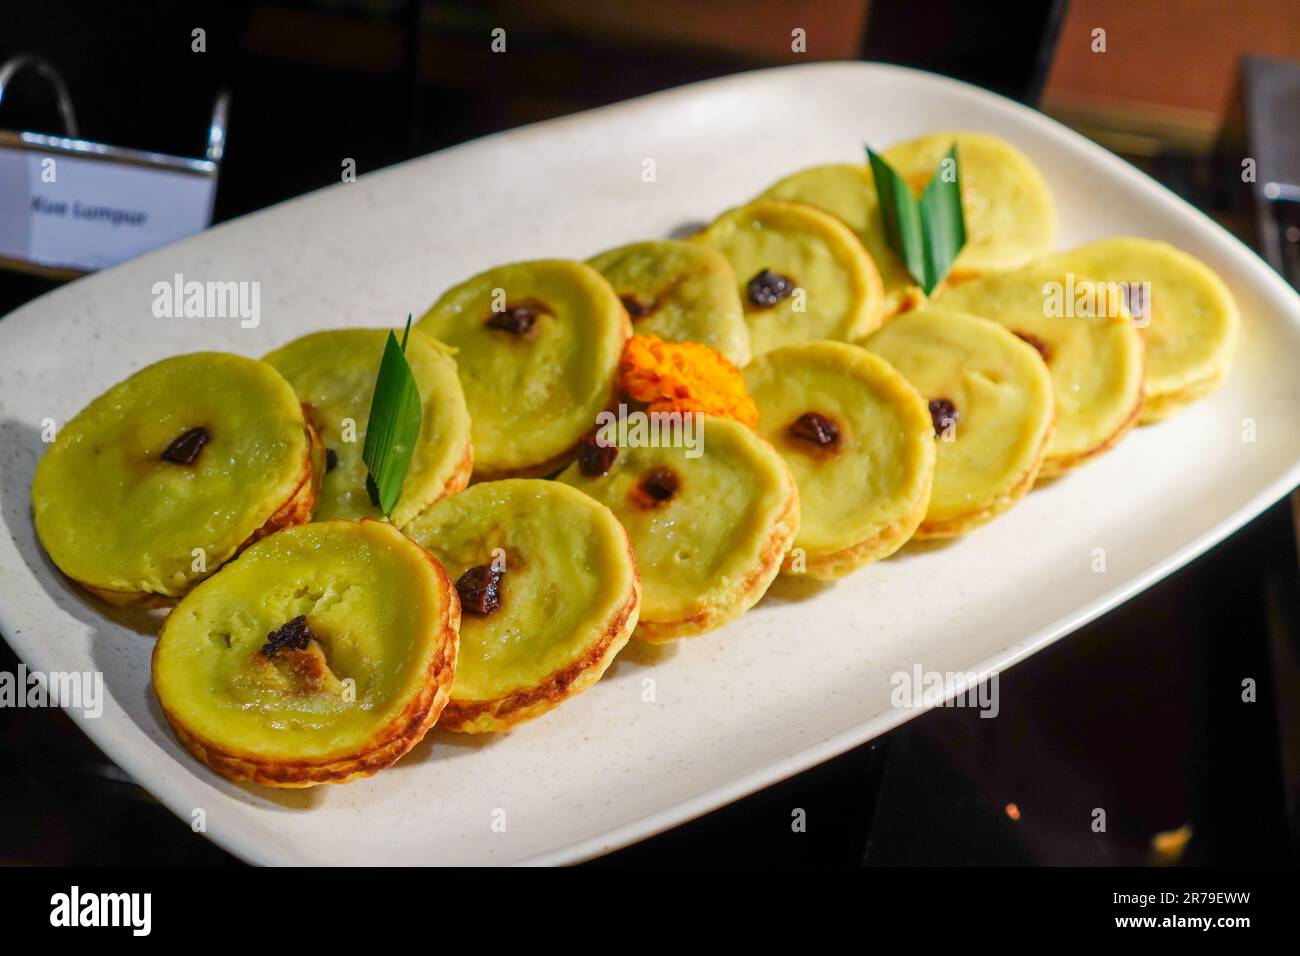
[[618, 334, 757, 428]]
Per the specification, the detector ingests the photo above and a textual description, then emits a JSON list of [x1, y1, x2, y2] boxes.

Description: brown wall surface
[[1044, 0, 1300, 125]]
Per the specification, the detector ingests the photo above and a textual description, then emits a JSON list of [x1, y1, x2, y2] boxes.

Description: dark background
[[0, 0, 1296, 866]]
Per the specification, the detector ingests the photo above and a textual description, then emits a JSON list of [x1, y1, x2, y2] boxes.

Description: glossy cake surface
[[404, 479, 638, 732], [152, 520, 459, 786], [937, 263, 1145, 475], [1041, 237, 1238, 422], [744, 341, 934, 575], [588, 239, 751, 367], [692, 199, 883, 356], [882, 131, 1056, 276], [865, 308, 1055, 537], [759, 163, 923, 316], [32, 352, 318, 605], [417, 259, 630, 477], [558, 415, 798, 641], [264, 327, 472, 528]]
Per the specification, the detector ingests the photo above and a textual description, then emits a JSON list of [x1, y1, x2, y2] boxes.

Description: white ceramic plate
[[1, 62, 1298, 866]]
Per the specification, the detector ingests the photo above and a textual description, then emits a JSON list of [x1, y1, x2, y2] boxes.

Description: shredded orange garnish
[[618, 334, 757, 428]]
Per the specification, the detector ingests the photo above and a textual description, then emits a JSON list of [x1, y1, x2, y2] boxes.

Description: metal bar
[[0, 54, 79, 138]]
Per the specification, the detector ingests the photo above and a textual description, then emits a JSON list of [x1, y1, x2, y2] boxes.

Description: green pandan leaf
[[361, 315, 422, 518], [867, 143, 967, 295]]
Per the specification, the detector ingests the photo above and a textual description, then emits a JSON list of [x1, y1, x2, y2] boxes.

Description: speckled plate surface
[[1, 63, 1298, 866]]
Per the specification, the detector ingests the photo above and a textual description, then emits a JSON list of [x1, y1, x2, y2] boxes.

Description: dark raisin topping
[[789, 411, 840, 447], [641, 467, 679, 503], [1012, 331, 1052, 363], [160, 426, 211, 464], [262, 615, 313, 657], [487, 302, 543, 335], [456, 565, 503, 615], [747, 269, 797, 308], [928, 398, 958, 437], [325, 448, 338, 473], [578, 434, 618, 476], [620, 294, 654, 319]]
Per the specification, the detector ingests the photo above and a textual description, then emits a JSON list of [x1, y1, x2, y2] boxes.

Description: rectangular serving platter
[[1, 62, 1298, 866]]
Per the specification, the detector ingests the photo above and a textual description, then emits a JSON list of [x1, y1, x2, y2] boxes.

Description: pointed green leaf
[[866, 143, 968, 296], [918, 146, 967, 295], [867, 146, 926, 288], [362, 315, 423, 518]]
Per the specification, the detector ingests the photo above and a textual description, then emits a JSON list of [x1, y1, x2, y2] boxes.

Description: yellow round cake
[[743, 341, 934, 576], [264, 327, 472, 528], [32, 352, 320, 606], [557, 415, 798, 642], [403, 479, 639, 733], [864, 308, 1056, 537], [1040, 237, 1239, 422], [759, 163, 924, 316], [882, 131, 1056, 277], [588, 239, 751, 367], [152, 520, 460, 787], [937, 262, 1145, 476], [417, 259, 630, 478], [691, 199, 884, 356]]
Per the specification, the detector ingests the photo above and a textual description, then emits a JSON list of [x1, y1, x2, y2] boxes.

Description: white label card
[[0, 145, 216, 272]]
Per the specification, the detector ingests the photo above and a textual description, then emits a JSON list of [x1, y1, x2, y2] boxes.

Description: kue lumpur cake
[[27, 129, 1241, 787]]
